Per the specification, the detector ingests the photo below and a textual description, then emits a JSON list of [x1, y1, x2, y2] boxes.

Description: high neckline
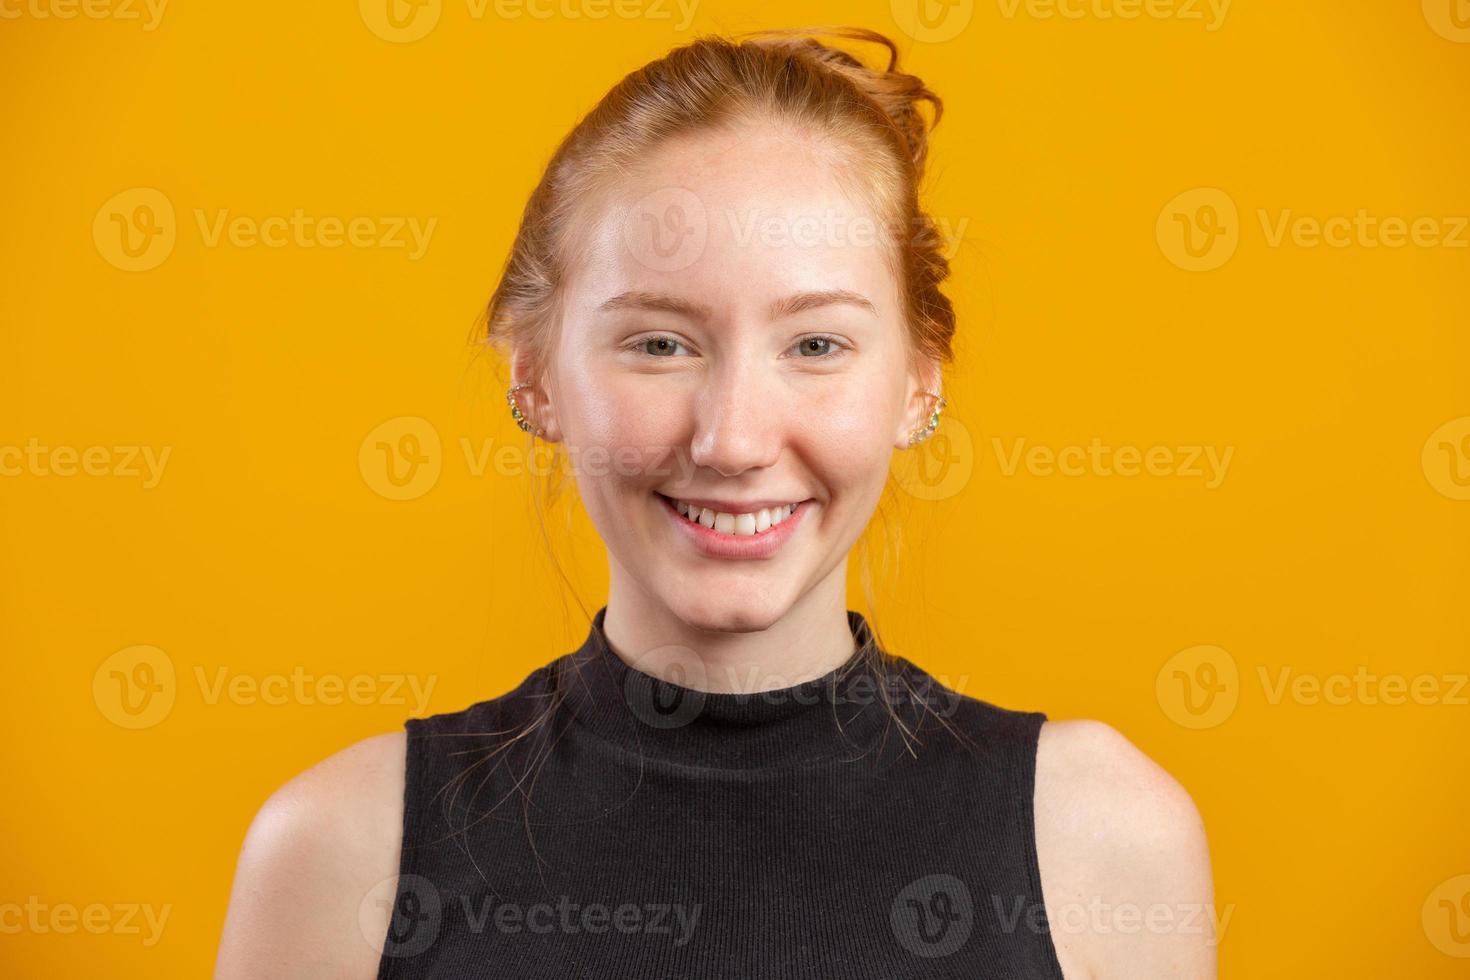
[[556, 605, 905, 770]]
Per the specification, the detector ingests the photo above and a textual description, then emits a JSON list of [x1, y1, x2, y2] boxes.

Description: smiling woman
[[214, 25, 1215, 980]]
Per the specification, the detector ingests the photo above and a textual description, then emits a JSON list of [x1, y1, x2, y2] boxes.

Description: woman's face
[[544, 118, 931, 633]]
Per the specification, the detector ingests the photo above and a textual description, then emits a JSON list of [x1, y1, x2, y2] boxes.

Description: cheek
[[794, 383, 898, 498], [559, 373, 683, 485]]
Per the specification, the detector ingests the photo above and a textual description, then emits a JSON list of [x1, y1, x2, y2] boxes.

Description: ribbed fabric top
[[559, 606, 897, 770], [376, 606, 1066, 980]]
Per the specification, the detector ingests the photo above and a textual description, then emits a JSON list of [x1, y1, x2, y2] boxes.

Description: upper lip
[[659, 493, 808, 514]]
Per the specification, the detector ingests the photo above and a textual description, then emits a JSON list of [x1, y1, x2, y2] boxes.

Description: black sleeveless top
[[375, 606, 1065, 979]]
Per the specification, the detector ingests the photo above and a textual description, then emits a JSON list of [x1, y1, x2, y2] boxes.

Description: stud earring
[[506, 381, 545, 438], [907, 390, 947, 447]]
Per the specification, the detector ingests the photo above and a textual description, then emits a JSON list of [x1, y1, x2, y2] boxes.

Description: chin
[[663, 592, 789, 635]]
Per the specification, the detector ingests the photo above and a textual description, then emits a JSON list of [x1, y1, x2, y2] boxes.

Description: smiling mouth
[[655, 493, 806, 537]]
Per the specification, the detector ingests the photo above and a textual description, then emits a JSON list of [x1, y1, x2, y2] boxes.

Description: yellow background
[[2, 0, 1467, 976]]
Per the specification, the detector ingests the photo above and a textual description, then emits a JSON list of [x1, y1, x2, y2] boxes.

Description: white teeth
[[671, 498, 799, 536]]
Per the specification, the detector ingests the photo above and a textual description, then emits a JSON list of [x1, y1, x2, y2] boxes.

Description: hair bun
[[735, 26, 944, 179]]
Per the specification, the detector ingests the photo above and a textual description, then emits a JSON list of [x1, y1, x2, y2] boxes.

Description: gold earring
[[506, 382, 545, 438], [907, 390, 946, 447]]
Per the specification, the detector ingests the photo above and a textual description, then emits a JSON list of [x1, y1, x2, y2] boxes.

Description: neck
[[558, 601, 902, 770], [602, 562, 856, 694]]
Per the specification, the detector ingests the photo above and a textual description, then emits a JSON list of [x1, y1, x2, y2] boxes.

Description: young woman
[[216, 27, 1215, 979]]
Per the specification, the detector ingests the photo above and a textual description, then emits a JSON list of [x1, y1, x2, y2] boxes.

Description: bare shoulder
[[214, 731, 407, 980], [1033, 719, 1218, 980]]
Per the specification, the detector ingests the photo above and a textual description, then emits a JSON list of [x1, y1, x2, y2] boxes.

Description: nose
[[687, 358, 785, 478]]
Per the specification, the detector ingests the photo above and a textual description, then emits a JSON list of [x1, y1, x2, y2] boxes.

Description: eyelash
[[624, 335, 850, 361]]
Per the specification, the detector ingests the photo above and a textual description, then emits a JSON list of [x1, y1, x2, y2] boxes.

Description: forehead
[[563, 119, 900, 319]]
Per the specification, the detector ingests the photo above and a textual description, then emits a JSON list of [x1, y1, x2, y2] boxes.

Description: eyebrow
[[596, 289, 878, 320]]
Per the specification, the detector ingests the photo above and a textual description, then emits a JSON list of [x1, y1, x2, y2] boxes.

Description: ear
[[509, 349, 563, 444], [530, 385, 563, 445], [892, 358, 944, 451]]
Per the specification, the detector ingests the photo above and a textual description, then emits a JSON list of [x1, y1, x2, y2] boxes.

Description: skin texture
[[215, 732, 405, 980], [1035, 721, 1219, 978], [215, 118, 1217, 979]]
